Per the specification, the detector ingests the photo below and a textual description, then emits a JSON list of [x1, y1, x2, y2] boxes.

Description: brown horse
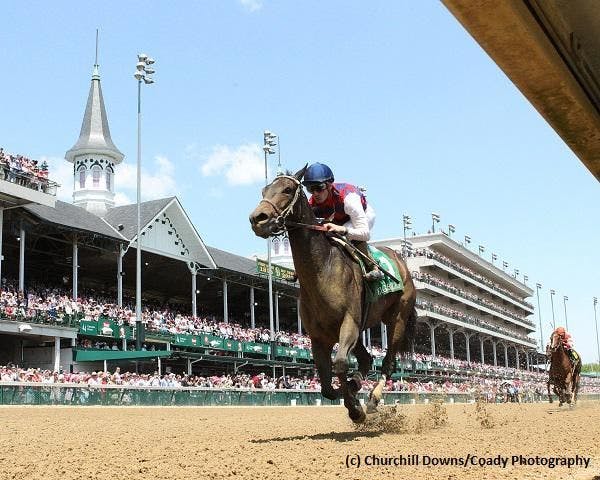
[[249, 166, 417, 423], [547, 332, 581, 407]]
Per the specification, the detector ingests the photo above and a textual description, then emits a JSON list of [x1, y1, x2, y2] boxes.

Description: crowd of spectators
[[416, 299, 531, 342], [412, 270, 530, 324], [2, 365, 599, 402], [0, 147, 55, 194], [408, 247, 534, 311]]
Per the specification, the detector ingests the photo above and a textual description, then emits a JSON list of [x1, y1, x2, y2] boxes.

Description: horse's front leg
[[332, 313, 365, 424]]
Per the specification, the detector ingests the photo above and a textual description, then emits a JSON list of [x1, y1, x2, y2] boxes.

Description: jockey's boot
[[353, 241, 384, 281]]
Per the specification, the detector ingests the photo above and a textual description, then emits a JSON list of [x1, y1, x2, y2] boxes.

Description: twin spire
[[64, 31, 124, 217]]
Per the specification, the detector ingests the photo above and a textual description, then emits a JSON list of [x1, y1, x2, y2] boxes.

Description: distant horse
[[249, 166, 417, 423], [546, 331, 581, 406]]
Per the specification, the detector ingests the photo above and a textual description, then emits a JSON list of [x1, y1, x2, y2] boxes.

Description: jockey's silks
[[309, 183, 367, 225]]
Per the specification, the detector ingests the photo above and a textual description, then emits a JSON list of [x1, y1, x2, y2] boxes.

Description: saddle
[[328, 236, 404, 303]]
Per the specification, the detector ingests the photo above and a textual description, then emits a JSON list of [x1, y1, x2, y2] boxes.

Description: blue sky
[[1, 1, 599, 362]]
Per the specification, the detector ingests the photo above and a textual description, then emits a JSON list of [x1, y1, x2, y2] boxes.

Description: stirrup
[[364, 269, 384, 281]]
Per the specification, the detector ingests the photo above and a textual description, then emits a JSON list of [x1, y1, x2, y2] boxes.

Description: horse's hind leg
[[347, 338, 372, 395], [547, 381, 553, 403], [333, 314, 365, 423], [367, 307, 406, 414], [312, 340, 339, 401]]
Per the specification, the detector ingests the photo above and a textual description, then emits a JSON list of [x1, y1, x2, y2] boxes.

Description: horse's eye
[[283, 187, 293, 195]]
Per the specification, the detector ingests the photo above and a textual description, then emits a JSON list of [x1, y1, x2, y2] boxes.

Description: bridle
[[258, 175, 329, 237], [549, 333, 563, 353]]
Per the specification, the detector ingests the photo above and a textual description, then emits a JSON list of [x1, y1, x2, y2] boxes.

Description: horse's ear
[[294, 164, 308, 182]]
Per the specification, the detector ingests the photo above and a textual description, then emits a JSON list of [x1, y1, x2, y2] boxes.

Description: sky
[[1, 1, 599, 363]]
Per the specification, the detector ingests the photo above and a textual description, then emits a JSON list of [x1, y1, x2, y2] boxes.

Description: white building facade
[[371, 233, 538, 369]]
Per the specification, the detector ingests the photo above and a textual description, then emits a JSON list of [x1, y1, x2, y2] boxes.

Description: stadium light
[[402, 214, 411, 256], [448, 224, 455, 238], [431, 213, 440, 233], [550, 289, 556, 330], [593, 297, 599, 366], [563, 295, 569, 331], [478, 245, 485, 256], [536, 283, 543, 351], [263, 129, 278, 358], [491, 253, 497, 265], [464, 235, 471, 246], [134, 52, 156, 351]]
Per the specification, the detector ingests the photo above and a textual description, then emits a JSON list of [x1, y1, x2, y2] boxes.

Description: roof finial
[[92, 29, 100, 79]]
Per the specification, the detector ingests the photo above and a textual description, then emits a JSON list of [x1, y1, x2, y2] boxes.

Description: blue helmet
[[302, 163, 334, 186]]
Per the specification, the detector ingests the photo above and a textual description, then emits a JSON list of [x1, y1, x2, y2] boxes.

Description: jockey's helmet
[[302, 163, 334, 187], [555, 326, 566, 335]]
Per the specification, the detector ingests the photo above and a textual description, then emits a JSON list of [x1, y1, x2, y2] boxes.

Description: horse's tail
[[400, 307, 417, 352]]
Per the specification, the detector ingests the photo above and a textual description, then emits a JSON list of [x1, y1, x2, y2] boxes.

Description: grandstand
[[371, 233, 540, 369], [1, 55, 591, 402]]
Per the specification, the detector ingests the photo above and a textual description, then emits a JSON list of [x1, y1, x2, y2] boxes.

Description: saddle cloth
[[364, 246, 404, 303]]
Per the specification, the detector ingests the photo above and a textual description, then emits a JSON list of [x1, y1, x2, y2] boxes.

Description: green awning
[[73, 349, 171, 362]]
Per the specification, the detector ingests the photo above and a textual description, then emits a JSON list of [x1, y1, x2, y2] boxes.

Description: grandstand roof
[[104, 197, 174, 241], [24, 200, 126, 241], [207, 245, 258, 276]]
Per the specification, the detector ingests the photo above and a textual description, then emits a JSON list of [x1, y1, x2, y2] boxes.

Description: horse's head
[[249, 165, 308, 238], [549, 332, 564, 353]]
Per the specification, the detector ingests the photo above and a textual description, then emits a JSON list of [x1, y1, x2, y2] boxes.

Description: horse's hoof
[[347, 377, 362, 395], [349, 408, 366, 424], [366, 403, 378, 414]]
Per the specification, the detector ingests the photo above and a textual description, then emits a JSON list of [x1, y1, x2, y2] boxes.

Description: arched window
[[106, 166, 113, 191], [283, 237, 290, 254], [78, 166, 86, 189], [92, 166, 101, 188], [273, 238, 280, 255]]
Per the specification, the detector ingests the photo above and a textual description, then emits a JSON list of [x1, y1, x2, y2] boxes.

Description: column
[[275, 292, 280, 332], [0, 208, 3, 282], [297, 298, 302, 334], [503, 344, 508, 367], [429, 323, 436, 357], [18, 223, 25, 291], [72, 235, 78, 300], [449, 329, 454, 360], [367, 329, 372, 349], [117, 245, 124, 307], [157, 356, 162, 376], [525, 350, 530, 370], [480, 337, 485, 365], [250, 287, 255, 329], [222, 279, 228, 323], [54, 336, 61, 372], [191, 270, 197, 318], [515, 347, 519, 369], [381, 324, 388, 350], [465, 332, 471, 363], [492, 341, 497, 366]]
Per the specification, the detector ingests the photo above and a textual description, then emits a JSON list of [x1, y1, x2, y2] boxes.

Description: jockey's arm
[[341, 192, 371, 241]]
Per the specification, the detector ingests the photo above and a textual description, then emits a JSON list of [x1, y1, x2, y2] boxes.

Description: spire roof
[[65, 64, 124, 163]]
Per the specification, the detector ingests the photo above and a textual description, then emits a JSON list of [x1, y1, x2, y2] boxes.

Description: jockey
[[302, 162, 383, 281], [553, 326, 577, 365]]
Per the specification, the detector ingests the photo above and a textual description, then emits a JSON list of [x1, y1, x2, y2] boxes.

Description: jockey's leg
[[353, 241, 384, 281]]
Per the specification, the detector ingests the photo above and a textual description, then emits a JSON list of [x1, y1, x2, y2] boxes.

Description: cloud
[[41, 154, 177, 205], [200, 143, 266, 186], [115, 155, 178, 202], [239, 0, 263, 12]]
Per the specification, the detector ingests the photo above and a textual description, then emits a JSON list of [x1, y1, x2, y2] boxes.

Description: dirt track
[[0, 401, 598, 480]]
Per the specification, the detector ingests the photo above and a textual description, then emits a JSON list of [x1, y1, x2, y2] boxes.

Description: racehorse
[[546, 331, 581, 407], [249, 166, 417, 423]]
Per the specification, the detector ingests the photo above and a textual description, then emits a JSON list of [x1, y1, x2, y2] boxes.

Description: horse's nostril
[[252, 213, 268, 225]]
